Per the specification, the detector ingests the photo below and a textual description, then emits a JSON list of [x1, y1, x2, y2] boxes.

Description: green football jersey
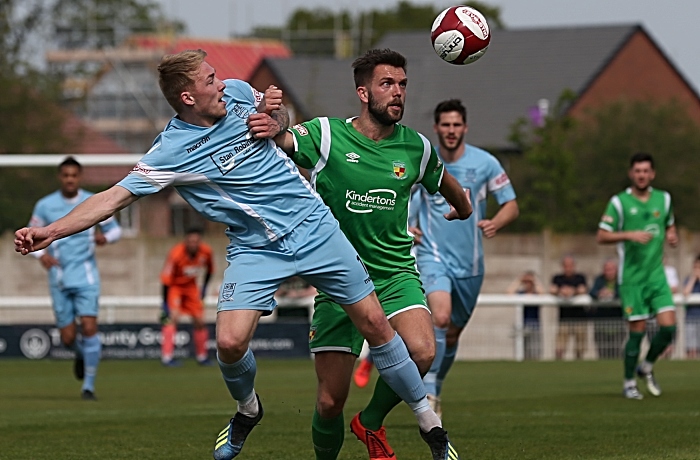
[[290, 117, 444, 282], [598, 187, 674, 286]]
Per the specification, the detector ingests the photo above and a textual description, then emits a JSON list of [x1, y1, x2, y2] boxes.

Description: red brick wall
[[570, 30, 700, 124]]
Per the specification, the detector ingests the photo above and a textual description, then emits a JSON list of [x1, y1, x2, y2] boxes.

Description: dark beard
[[367, 91, 403, 126]]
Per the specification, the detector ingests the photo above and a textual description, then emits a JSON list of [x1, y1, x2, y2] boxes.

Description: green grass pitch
[[1, 359, 699, 459]]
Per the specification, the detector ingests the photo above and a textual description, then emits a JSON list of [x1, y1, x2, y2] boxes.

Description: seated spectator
[[589, 258, 619, 302], [683, 255, 700, 359], [589, 258, 624, 359], [507, 271, 544, 360], [551, 255, 588, 360]]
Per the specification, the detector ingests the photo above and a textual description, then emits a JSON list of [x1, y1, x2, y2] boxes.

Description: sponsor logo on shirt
[[494, 172, 510, 186], [221, 283, 236, 301], [345, 189, 397, 214], [293, 124, 308, 136], [392, 161, 407, 180], [131, 163, 153, 175], [630, 207, 638, 215], [346, 152, 360, 163], [186, 136, 210, 153], [644, 223, 660, 237], [210, 138, 259, 174], [434, 159, 442, 172], [232, 104, 250, 120]]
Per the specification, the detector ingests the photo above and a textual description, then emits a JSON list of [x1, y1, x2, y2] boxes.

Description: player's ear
[[356, 86, 369, 104], [181, 91, 195, 107]]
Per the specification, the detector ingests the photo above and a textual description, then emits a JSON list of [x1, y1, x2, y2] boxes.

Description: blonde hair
[[157, 49, 207, 113]]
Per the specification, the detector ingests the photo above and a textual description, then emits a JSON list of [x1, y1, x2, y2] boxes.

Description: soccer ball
[[431, 5, 491, 65]]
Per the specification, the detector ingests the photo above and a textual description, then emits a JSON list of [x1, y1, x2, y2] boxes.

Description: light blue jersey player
[[29, 157, 122, 400], [15, 50, 435, 460], [412, 99, 519, 417]]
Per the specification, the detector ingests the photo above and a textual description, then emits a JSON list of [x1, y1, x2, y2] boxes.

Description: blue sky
[[156, 0, 700, 93]]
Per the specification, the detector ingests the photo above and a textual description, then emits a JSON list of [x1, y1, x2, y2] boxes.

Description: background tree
[[51, 0, 184, 50], [0, 0, 182, 234], [508, 94, 700, 232], [252, 1, 503, 57]]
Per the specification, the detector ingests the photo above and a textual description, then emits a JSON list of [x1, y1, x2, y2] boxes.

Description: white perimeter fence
[[2, 294, 699, 361]]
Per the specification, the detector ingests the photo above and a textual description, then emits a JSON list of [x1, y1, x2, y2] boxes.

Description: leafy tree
[[252, 1, 503, 56], [51, 0, 184, 49], [0, 0, 182, 234], [508, 94, 700, 232]]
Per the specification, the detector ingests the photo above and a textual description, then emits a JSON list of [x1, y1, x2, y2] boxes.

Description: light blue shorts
[[217, 208, 375, 314], [49, 285, 100, 329], [419, 261, 483, 329]]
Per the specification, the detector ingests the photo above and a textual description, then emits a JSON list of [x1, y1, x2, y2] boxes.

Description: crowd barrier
[[1, 294, 698, 361]]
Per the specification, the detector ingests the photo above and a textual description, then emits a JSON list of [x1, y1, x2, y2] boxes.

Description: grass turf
[[0, 359, 699, 459]]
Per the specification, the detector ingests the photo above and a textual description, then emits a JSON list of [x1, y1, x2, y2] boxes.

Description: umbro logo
[[346, 152, 360, 163]]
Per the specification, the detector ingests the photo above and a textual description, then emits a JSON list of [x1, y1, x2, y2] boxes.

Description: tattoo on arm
[[271, 104, 290, 134]]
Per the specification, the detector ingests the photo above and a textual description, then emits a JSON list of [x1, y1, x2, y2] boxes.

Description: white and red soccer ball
[[431, 5, 491, 65]]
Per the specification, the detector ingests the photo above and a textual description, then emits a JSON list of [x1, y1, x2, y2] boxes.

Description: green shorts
[[309, 272, 428, 355], [619, 279, 675, 321]]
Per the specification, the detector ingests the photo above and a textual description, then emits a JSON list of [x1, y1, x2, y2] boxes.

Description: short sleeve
[[29, 200, 46, 227], [289, 118, 324, 170], [486, 156, 516, 204], [599, 196, 621, 232], [419, 139, 444, 195]]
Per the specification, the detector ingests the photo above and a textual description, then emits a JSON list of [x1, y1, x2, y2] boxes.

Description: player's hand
[[247, 112, 282, 139], [628, 231, 653, 244], [257, 85, 283, 115], [15, 227, 54, 255], [94, 233, 107, 246], [408, 226, 423, 244], [39, 253, 59, 270], [478, 219, 497, 238], [666, 228, 679, 247], [443, 189, 472, 221]]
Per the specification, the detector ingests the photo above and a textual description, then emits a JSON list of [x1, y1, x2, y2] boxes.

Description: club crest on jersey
[[221, 283, 236, 301], [392, 161, 407, 180], [653, 209, 660, 218], [232, 103, 249, 120]]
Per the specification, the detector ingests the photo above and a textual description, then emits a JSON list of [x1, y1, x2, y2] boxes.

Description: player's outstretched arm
[[15, 186, 138, 255], [440, 171, 473, 220], [596, 228, 652, 245]]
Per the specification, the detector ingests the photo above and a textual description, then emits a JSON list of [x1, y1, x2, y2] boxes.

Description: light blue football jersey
[[117, 79, 325, 247], [414, 144, 516, 278], [30, 189, 121, 289]]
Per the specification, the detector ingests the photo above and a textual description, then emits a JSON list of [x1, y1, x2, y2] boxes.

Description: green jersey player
[[597, 152, 678, 400], [274, 49, 471, 460]]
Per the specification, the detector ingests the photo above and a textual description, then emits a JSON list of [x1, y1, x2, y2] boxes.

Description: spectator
[[507, 271, 544, 359], [664, 257, 680, 294], [589, 259, 624, 359], [682, 255, 700, 359], [550, 255, 588, 359], [590, 259, 619, 302]]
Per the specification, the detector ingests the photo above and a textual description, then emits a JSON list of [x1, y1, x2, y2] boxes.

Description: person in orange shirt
[[160, 227, 214, 366]]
